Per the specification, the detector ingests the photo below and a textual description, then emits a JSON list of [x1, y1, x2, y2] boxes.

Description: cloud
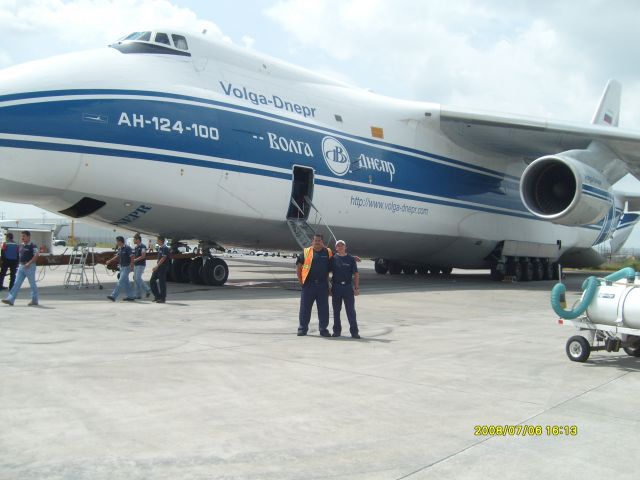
[[0, 0, 229, 64], [265, 0, 640, 129]]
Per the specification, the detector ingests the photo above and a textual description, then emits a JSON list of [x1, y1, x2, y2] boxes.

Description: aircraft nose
[[0, 61, 83, 207]]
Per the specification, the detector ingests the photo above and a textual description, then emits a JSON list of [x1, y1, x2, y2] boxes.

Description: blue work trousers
[[112, 265, 135, 300], [133, 265, 151, 298], [150, 265, 168, 301], [6, 264, 38, 303], [299, 280, 330, 333], [332, 283, 358, 335]]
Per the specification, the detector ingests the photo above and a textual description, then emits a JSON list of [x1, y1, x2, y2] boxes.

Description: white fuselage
[[0, 32, 618, 268]]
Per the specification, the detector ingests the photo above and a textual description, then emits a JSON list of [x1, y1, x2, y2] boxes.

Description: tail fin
[[592, 79, 621, 127]]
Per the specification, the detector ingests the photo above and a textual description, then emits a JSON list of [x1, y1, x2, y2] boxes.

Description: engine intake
[[520, 155, 612, 226]]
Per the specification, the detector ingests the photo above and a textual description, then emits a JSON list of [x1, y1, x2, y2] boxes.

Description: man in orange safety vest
[[296, 233, 333, 337]]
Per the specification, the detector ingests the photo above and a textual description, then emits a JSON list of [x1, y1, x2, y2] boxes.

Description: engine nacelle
[[520, 154, 613, 226]]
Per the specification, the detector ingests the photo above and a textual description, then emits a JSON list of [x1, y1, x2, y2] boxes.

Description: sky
[[1, 0, 640, 244]]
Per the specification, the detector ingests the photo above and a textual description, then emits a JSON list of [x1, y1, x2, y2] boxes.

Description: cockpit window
[[111, 31, 191, 57], [155, 32, 170, 45], [123, 31, 151, 41], [172, 34, 189, 51]]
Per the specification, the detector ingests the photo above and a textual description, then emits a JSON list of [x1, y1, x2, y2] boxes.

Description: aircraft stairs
[[63, 243, 103, 290], [286, 196, 337, 250]]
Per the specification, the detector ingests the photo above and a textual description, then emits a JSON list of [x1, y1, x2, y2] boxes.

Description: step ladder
[[286, 196, 337, 250], [63, 244, 103, 290]]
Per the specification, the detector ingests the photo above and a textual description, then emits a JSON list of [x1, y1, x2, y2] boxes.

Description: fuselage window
[[172, 34, 189, 51], [155, 32, 171, 46], [123, 31, 151, 41]]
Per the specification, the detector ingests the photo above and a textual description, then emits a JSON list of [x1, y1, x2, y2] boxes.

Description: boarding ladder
[[63, 244, 103, 290], [286, 195, 337, 250]]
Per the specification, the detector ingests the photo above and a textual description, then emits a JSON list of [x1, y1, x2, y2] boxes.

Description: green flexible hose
[[550, 267, 636, 319]]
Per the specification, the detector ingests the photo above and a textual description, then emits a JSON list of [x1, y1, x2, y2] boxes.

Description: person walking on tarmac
[[0, 232, 19, 291], [150, 236, 170, 303], [296, 233, 333, 337], [106, 236, 136, 302], [331, 240, 361, 339], [132, 233, 151, 299], [2, 231, 40, 306]]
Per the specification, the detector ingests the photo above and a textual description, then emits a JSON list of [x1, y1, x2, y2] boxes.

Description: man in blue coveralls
[[0, 232, 19, 291], [149, 236, 170, 303], [2, 231, 40, 306], [296, 234, 333, 337], [106, 236, 136, 302], [331, 240, 360, 339]]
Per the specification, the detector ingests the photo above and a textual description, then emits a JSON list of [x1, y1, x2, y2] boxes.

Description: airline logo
[[322, 136, 350, 176], [219, 81, 317, 118]]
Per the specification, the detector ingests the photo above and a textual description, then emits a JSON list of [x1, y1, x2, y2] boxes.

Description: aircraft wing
[[439, 107, 640, 179]]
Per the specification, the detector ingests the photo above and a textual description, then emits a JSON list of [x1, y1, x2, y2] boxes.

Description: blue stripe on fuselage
[[0, 93, 526, 214], [0, 88, 521, 181]]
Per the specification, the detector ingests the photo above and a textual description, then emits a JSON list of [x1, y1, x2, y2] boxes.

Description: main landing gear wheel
[[374, 259, 389, 275], [490, 265, 504, 281], [402, 265, 417, 275], [440, 267, 452, 276], [532, 260, 544, 281], [188, 258, 206, 285], [521, 261, 534, 282], [542, 261, 554, 280], [171, 259, 190, 283], [507, 260, 522, 282], [388, 262, 402, 275], [202, 257, 229, 286], [566, 335, 591, 362], [417, 266, 429, 275]]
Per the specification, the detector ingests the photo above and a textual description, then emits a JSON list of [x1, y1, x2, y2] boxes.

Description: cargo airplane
[[1, 28, 639, 285]]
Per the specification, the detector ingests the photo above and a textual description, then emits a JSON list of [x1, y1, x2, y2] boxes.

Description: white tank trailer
[[552, 267, 640, 362]]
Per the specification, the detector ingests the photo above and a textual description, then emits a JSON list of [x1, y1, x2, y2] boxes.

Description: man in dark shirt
[[296, 234, 333, 337], [0, 232, 19, 291], [132, 233, 151, 299], [331, 240, 360, 338], [2, 231, 40, 306], [106, 236, 136, 302], [150, 236, 170, 303]]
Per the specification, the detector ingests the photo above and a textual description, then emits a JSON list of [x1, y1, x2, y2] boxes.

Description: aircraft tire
[[506, 260, 522, 282], [532, 260, 544, 281], [170, 259, 188, 283], [428, 267, 440, 275], [388, 262, 402, 275], [521, 261, 534, 282], [188, 258, 205, 285], [566, 335, 591, 362], [402, 265, 417, 275], [417, 266, 429, 275], [490, 265, 504, 281], [441, 267, 452, 276], [542, 261, 554, 280], [202, 257, 229, 286], [374, 259, 389, 275]]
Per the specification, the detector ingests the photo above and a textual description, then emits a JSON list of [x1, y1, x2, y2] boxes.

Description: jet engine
[[520, 154, 613, 226]]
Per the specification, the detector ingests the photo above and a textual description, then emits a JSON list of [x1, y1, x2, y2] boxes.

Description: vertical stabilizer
[[591, 79, 621, 127]]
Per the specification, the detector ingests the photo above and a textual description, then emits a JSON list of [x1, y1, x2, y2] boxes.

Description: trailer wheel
[[566, 336, 591, 362], [623, 340, 640, 357]]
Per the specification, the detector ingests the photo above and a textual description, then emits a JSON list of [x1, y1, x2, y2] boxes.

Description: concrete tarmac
[[1, 256, 639, 480]]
